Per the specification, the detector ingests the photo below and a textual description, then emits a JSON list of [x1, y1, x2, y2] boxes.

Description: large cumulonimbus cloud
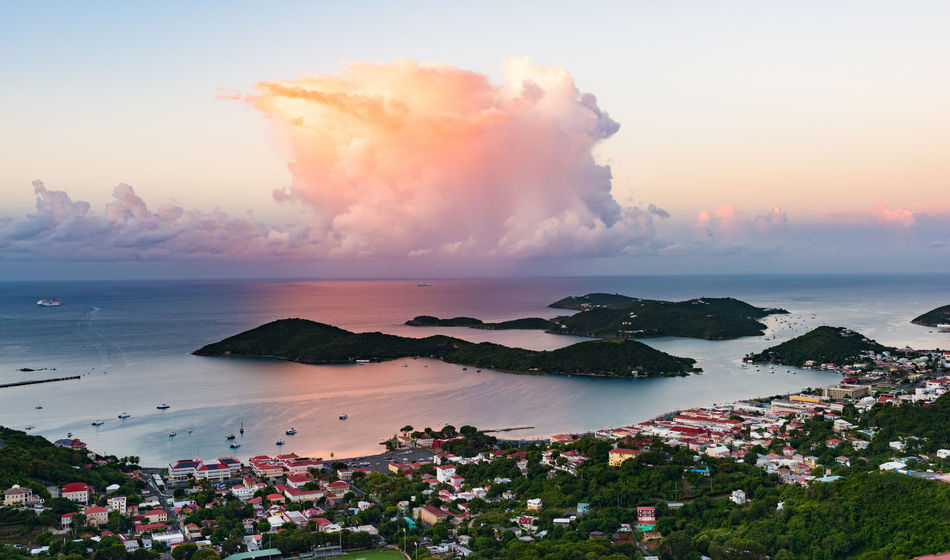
[[242, 57, 666, 258]]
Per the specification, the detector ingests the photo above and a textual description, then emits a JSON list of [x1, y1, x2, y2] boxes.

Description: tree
[[401, 425, 414, 435], [431, 523, 449, 543], [191, 550, 221, 560], [172, 543, 197, 560]]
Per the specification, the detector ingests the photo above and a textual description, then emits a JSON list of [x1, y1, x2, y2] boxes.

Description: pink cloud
[[870, 202, 916, 228], [240, 57, 665, 258], [695, 204, 787, 240]]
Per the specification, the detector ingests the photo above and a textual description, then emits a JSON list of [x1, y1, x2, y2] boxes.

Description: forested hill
[[194, 318, 698, 377], [548, 295, 788, 340], [746, 326, 892, 366], [911, 304, 950, 327]]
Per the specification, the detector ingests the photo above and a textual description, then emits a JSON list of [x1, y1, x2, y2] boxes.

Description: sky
[[1, 1, 949, 279]]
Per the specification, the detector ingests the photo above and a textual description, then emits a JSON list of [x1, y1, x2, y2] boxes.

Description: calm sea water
[[0, 275, 947, 466]]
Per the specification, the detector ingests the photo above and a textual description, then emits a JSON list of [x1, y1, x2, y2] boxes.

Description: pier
[[0, 375, 81, 389]]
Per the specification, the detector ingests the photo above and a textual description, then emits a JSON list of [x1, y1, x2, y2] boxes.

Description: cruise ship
[[37, 298, 61, 307]]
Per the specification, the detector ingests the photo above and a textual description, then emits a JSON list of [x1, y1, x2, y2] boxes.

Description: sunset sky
[[2, 1, 949, 278]]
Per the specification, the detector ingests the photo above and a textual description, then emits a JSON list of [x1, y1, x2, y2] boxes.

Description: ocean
[[0, 274, 947, 466]]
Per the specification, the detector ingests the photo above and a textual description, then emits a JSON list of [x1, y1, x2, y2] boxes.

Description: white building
[[730, 490, 747, 505], [435, 465, 456, 484]]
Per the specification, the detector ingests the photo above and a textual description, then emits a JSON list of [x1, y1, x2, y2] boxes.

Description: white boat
[[286, 428, 297, 435], [276, 439, 285, 446], [91, 419, 104, 426], [37, 298, 61, 307], [225, 433, 236, 440], [35, 405, 43, 410], [168, 431, 176, 437], [118, 412, 131, 419], [229, 442, 241, 449], [339, 414, 348, 420], [156, 403, 170, 410]]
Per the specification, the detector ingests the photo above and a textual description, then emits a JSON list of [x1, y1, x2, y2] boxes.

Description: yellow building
[[3, 485, 34, 507], [608, 448, 639, 467]]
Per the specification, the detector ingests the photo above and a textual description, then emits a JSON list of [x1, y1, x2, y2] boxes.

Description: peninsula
[[407, 293, 788, 340], [745, 325, 892, 367], [194, 318, 698, 377], [911, 304, 950, 327]]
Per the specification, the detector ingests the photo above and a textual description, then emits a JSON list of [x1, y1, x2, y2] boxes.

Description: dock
[[0, 376, 81, 389]]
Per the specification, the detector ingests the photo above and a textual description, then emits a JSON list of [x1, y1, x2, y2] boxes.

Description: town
[[3, 347, 950, 560]]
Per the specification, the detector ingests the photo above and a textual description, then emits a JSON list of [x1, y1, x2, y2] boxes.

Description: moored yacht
[[286, 428, 297, 435]]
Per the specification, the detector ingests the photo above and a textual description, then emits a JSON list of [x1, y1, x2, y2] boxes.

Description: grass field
[[339, 549, 406, 560]]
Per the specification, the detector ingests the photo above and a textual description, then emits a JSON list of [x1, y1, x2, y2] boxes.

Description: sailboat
[[239, 421, 244, 435]]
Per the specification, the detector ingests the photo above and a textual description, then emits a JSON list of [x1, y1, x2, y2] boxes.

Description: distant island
[[745, 325, 892, 367], [194, 318, 698, 377], [911, 304, 950, 327], [406, 316, 554, 330], [407, 293, 788, 340]]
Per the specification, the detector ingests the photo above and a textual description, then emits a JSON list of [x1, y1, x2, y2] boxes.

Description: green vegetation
[[549, 293, 640, 310], [0, 427, 142, 500], [408, 294, 788, 340], [550, 296, 787, 340], [194, 318, 697, 377], [911, 304, 950, 327], [746, 326, 891, 366], [406, 316, 554, 330]]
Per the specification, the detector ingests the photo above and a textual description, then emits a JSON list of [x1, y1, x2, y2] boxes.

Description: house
[[414, 505, 450, 526], [61, 482, 93, 505], [608, 448, 640, 467], [143, 508, 167, 523], [435, 465, 456, 483], [83, 506, 109, 527], [286, 473, 310, 489], [54, 438, 87, 451], [730, 490, 747, 505], [3, 485, 35, 507], [706, 445, 731, 458], [636, 506, 656, 531], [108, 496, 127, 514], [60, 513, 78, 528], [526, 498, 542, 511]]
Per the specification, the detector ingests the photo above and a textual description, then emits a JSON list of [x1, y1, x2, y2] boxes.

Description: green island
[[746, 326, 892, 367], [911, 304, 950, 327], [406, 316, 554, 330], [193, 318, 697, 377], [408, 294, 788, 340]]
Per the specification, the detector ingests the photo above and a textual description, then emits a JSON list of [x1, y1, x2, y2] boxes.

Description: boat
[[229, 442, 241, 449], [187, 428, 193, 433], [67, 432, 72, 437], [225, 433, 236, 440], [276, 440, 285, 446], [91, 419, 104, 426], [339, 414, 348, 420], [402, 364, 408, 367], [462, 367, 467, 371], [286, 428, 297, 435], [417, 282, 432, 287], [118, 412, 131, 419], [156, 403, 170, 410], [168, 431, 176, 437], [239, 421, 244, 435], [35, 405, 43, 410], [37, 298, 61, 307]]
